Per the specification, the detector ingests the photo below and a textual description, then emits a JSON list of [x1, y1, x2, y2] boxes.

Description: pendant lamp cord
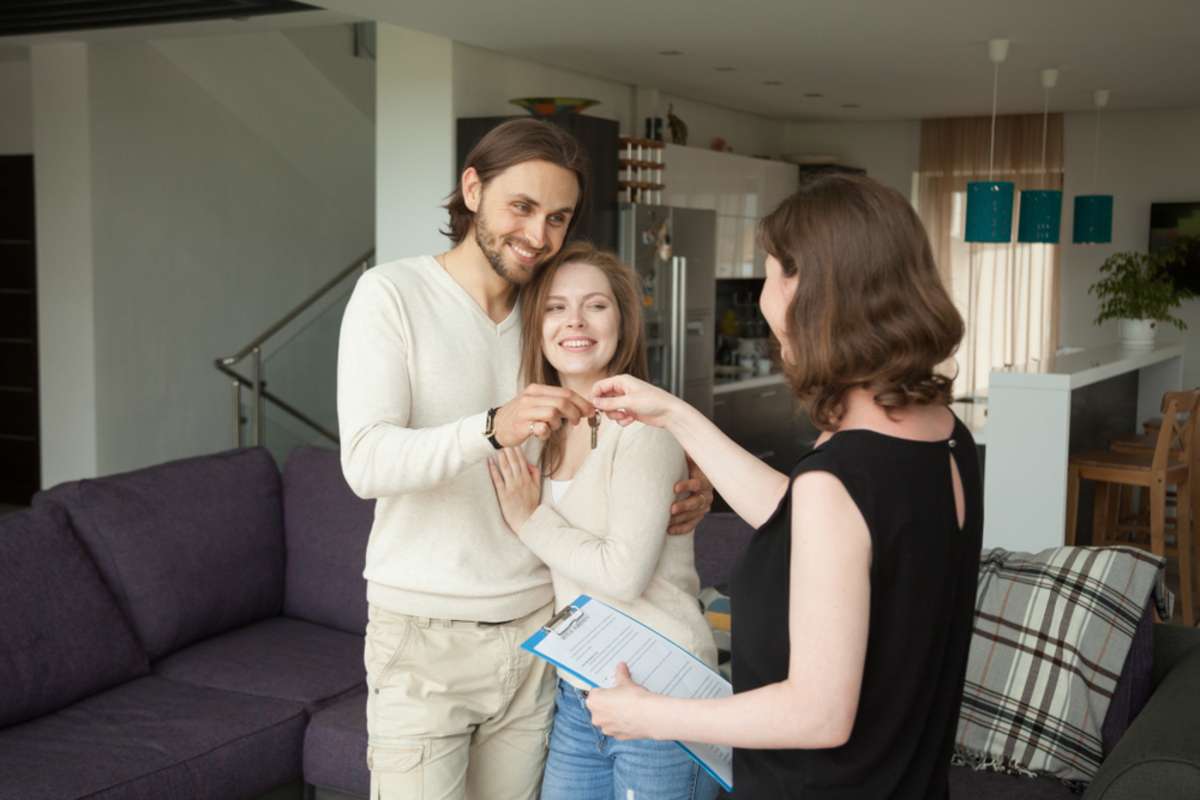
[[988, 61, 999, 181], [1093, 103, 1101, 191], [1040, 89, 1049, 178]]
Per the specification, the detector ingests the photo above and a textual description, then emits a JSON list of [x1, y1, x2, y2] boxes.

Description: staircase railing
[[214, 248, 374, 448]]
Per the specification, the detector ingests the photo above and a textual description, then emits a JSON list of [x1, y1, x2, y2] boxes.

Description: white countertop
[[989, 343, 1184, 391], [712, 373, 788, 395]]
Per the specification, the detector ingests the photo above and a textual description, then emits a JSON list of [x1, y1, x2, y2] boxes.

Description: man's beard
[[474, 208, 547, 286]]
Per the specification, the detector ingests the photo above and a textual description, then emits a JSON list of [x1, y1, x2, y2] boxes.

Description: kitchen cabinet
[[713, 379, 818, 471], [664, 144, 797, 279]]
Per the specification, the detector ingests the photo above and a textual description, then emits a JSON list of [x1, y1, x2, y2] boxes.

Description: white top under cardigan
[[522, 419, 719, 688]]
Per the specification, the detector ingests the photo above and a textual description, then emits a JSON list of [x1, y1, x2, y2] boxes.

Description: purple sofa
[[2, 448, 1198, 800]]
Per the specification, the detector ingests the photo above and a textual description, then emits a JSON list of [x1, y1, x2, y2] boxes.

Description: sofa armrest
[[1084, 640, 1200, 799]]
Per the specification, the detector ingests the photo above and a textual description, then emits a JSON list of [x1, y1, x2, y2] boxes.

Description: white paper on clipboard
[[521, 594, 733, 791]]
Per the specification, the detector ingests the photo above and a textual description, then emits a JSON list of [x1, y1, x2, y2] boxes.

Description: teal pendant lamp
[[965, 38, 1014, 243], [1073, 90, 1113, 244], [1018, 68, 1063, 243]]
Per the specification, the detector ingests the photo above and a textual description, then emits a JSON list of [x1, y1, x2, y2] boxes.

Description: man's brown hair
[[443, 118, 590, 244], [519, 241, 648, 476], [760, 171, 963, 430]]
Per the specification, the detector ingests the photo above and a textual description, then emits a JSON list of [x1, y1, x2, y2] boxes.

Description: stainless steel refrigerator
[[618, 204, 716, 418]]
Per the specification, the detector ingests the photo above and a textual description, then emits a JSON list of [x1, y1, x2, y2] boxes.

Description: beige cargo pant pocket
[[368, 742, 424, 800]]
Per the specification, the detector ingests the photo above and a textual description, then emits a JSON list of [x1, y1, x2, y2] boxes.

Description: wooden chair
[[1108, 391, 1196, 528], [1066, 390, 1200, 625]]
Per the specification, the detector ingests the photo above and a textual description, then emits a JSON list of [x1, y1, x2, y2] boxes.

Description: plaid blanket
[[954, 546, 1172, 786]]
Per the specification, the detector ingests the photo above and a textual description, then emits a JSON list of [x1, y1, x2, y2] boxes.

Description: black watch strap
[[484, 407, 502, 450]]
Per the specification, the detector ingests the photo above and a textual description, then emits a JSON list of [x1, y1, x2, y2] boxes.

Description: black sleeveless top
[[729, 415, 983, 799]]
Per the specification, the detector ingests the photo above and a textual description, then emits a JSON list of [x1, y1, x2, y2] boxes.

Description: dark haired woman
[[584, 173, 983, 799], [487, 241, 720, 800]]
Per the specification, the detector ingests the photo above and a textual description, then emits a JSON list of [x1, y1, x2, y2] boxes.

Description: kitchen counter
[[983, 342, 1183, 552], [712, 372, 787, 395]]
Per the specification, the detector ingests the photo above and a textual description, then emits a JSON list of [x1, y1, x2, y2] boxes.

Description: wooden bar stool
[[1066, 391, 1200, 625], [1108, 390, 1197, 531]]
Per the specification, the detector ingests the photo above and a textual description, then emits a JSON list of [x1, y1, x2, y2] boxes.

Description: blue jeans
[[540, 680, 721, 800]]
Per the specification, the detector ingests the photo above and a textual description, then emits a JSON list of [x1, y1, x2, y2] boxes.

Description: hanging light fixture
[[1073, 89, 1113, 244], [1017, 68, 1062, 243], [965, 38, 1014, 243]]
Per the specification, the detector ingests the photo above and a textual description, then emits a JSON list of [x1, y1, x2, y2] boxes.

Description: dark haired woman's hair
[[443, 118, 590, 244], [759, 172, 964, 431], [519, 241, 648, 476]]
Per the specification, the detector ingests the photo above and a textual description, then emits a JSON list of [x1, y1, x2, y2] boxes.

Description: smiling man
[[336, 119, 712, 800]]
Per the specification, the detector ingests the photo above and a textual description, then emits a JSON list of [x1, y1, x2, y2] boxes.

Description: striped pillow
[[953, 546, 1171, 786]]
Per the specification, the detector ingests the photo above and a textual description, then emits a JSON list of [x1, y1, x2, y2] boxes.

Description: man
[[337, 118, 712, 800]]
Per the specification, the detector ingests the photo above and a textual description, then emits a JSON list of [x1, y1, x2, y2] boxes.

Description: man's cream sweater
[[337, 256, 553, 622], [520, 420, 718, 686]]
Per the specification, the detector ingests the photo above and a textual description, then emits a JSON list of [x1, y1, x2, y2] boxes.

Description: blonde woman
[[488, 241, 720, 800]]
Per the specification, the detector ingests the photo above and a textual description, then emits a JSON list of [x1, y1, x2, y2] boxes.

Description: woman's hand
[[591, 374, 682, 429], [586, 662, 660, 741], [487, 447, 541, 533]]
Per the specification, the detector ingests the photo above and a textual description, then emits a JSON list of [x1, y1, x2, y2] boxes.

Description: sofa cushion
[[303, 690, 369, 797], [1102, 602, 1155, 755], [282, 446, 373, 635], [0, 504, 149, 728], [154, 616, 365, 709], [949, 766, 1075, 799], [0, 675, 306, 800], [693, 512, 755, 590], [36, 447, 285, 660]]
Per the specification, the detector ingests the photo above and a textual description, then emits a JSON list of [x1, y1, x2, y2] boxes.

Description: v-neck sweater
[[337, 255, 553, 621], [519, 420, 718, 688]]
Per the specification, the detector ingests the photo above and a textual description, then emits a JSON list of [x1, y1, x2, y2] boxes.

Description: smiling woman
[[488, 240, 721, 800], [519, 241, 648, 475]]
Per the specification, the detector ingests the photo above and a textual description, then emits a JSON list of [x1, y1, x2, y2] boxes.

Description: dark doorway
[[0, 155, 39, 505]]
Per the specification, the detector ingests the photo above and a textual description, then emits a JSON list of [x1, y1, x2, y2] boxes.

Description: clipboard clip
[[543, 604, 578, 633]]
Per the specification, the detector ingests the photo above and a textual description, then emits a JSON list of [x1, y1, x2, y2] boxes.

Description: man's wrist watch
[[483, 407, 502, 450]]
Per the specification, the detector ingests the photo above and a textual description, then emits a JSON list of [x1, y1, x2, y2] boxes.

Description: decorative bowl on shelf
[[509, 97, 599, 116]]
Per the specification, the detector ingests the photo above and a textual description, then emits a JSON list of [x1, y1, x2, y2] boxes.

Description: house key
[[589, 413, 600, 449]]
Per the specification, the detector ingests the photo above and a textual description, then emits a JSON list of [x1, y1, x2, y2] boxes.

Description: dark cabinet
[[716, 382, 818, 473], [456, 114, 619, 251], [0, 155, 39, 505]]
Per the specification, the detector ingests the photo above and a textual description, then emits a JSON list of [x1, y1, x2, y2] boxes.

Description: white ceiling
[[4, 1, 1197, 122], [311, 0, 1200, 121]]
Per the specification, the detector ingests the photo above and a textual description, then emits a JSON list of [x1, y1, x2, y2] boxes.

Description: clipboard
[[522, 594, 734, 791]]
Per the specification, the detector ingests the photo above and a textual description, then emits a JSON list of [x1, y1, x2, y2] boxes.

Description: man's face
[[467, 159, 580, 286]]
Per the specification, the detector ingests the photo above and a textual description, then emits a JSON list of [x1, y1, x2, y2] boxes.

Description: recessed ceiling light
[[763, 80, 783, 86], [714, 66, 736, 72], [841, 103, 860, 109], [658, 50, 684, 56], [804, 93, 824, 99]]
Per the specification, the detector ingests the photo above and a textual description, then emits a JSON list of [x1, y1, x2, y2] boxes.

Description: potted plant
[[1089, 250, 1189, 348]]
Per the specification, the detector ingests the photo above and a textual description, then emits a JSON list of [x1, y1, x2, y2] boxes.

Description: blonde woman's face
[[760, 254, 799, 361], [541, 261, 620, 381]]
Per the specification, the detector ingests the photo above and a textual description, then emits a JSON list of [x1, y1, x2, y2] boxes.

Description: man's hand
[[667, 457, 713, 535], [487, 447, 541, 533], [493, 384, 595, 447]]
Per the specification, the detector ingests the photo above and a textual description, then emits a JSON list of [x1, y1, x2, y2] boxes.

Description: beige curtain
[[917, 114, 1063, 398]]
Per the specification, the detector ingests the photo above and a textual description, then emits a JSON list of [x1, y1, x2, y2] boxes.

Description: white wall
[[29, 26, 374, 480], [1059, 108, 1200, 385], [0, 57, 32, 154], [31, 43, 100, 486], [781, 119, 921, 199], [376, 25, 456, 262]]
